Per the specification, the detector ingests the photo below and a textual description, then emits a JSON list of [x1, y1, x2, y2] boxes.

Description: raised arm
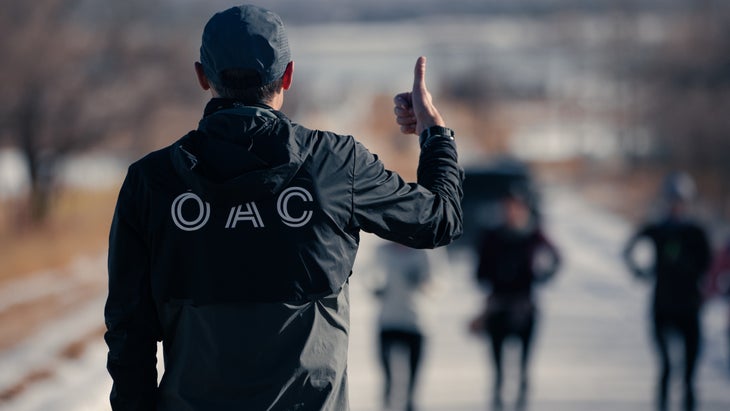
[[351, 57, 463, 248]]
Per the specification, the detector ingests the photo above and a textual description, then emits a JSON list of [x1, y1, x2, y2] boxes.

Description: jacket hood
[[171, 99, 313, 203]]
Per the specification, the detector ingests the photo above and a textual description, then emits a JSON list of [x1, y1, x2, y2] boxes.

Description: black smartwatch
[[419, 126, 455, 147]]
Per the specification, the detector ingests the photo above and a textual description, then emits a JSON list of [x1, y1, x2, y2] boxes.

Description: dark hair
[[210, 68, 283, 103], [505, 183, 531, 204]]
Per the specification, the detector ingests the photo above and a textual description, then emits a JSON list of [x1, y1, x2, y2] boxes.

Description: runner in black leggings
[[624, 172, 711, 411], [471, 188, 560, 410]]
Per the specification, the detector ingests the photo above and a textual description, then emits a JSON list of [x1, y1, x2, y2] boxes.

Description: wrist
[[417, 114, 445, 136], [419, 126, 454, 147], [421, 112, 444, 124]]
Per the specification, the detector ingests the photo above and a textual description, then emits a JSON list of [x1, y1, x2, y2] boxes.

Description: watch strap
[[419, 126, 455, 147]]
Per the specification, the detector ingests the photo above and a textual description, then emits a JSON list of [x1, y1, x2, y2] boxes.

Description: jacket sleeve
[[475, 229, 497, 285], [351, 131, 463, 249], [692, 225, 712, 278], [623, 224, 653, 279], [105, 166, 161, 410], [533, 229, 561, 282]]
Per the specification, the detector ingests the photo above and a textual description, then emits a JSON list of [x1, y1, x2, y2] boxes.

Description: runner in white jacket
[[372, 241, 436, 411]]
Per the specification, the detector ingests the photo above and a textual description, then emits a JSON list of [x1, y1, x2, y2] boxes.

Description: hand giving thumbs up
[[393, 56, 446, 136]]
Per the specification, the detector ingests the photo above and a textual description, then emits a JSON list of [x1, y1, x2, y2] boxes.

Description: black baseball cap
[[200, 5, 291, 87]]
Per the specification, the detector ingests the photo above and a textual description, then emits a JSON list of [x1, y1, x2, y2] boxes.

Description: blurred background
[[1, 0, 729, 410]]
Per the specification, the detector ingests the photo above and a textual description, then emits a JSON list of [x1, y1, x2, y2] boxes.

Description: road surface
[[1, 187, 728, 411]]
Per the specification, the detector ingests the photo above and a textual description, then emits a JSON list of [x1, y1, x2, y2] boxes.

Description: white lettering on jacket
[[277, 187, 314, 227], [170, 187, 314, 231], [225, 203, 264, 228], [171, 192, 211, 231]]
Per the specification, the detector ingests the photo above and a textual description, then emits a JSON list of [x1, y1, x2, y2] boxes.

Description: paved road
[[347, 186, 730, 411], [2, 187, 728, 411]]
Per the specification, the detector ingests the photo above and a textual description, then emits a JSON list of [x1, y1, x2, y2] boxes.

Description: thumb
[[413, 56, 427, 92]]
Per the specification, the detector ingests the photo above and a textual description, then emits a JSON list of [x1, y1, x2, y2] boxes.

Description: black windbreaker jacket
[[105, 100, 463, 410]]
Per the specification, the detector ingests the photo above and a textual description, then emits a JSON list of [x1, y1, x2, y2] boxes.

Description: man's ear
[[282, 61, 294, 90], [194, 62, 211, 91]]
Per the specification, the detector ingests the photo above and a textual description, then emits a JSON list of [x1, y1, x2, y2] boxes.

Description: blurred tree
[[610, 2, 730, 221], [638, 3, 730, 220], [438, 61, 533, 157], [0, 0, 196, 223]]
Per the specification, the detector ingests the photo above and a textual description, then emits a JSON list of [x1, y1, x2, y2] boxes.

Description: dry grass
[[0, 188, 119, 285], [0, 188, 116, 402]]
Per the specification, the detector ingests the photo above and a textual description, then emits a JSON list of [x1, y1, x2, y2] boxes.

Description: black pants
[[485, 306, 536, 407], [379, 329, 424, 410], [653, 309, 701, 411]]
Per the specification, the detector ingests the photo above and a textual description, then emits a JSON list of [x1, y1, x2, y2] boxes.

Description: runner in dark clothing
[[470, 188, 560, 410], [624, 172, 711, 411]]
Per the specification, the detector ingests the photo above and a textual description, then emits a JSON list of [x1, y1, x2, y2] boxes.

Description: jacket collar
[[203, 98, 282, 119]]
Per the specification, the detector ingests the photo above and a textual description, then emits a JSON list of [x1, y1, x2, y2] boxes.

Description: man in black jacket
[[104, 4, 462, 410]]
